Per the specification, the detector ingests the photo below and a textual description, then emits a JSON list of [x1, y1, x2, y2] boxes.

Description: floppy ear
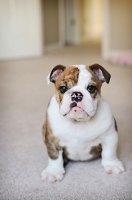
[[47, 65, 66, 84], [89, 64, 111, 84]]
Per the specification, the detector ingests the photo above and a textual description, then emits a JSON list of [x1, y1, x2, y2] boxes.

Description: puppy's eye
[[87, 85, 97, 93], [59, 86, 67, 94]]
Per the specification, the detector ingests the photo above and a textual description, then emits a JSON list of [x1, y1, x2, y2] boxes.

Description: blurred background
[[0, 0, 132, 62], [0, 1, 132, 199]]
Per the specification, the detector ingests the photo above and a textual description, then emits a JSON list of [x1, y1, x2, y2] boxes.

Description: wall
[[110, 0, 132, 50], [0, 0, 43, 60]]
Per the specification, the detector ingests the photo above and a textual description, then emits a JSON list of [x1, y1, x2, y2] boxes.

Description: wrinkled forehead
[[73, 65, 92, 87], [56, 65, 101, 89], [55, 66, 79, 87]]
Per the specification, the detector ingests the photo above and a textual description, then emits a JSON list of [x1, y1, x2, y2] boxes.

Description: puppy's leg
[[41, 122, 65, 183], [101, 130, 125, 174], [41, 150, 65, 183]]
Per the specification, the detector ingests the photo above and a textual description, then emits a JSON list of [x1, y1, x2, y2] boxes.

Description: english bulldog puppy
[[41, 64, 125, 183]]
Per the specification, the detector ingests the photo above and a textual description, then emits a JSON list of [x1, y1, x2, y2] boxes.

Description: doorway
[[41, 0, 103, 50], [64, 0, 103, 45]]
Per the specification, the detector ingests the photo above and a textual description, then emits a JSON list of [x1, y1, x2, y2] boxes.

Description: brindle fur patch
[[85, 66, 103, 99], [55, 66, 79, 104], [42, 114, 63, 160], [43, 114, 69, 164], [86, 66, 102, 88], [88, 79, 99, 98], [90, 144, 102, 160]]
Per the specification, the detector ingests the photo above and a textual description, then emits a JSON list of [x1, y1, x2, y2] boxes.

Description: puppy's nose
[[71, 92, 83, 102]]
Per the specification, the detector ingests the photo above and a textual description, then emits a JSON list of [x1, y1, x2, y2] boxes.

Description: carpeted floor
[[0, 44, 132, 200]]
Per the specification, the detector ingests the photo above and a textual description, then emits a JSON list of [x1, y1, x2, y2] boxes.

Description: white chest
[[59, 136, 101, 161], [51, 118, 102, 161], [48, 96, 112, 161]]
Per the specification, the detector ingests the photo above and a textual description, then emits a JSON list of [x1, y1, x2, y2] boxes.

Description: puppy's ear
[[89, 64, 111, 84], [47, 65, 66, 84]]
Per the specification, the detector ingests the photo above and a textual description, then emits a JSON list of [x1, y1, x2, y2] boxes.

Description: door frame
[[101, 0, 110, 60], [42, 0, 66, 52]]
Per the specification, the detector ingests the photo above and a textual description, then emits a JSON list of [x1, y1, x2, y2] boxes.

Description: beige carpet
[[0, 44, 132, 200]]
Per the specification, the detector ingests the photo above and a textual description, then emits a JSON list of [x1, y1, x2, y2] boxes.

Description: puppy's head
[[48, 64, 111, 121]]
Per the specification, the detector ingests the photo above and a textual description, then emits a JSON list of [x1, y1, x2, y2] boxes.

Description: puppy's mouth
[[63, 102, 89, 121]]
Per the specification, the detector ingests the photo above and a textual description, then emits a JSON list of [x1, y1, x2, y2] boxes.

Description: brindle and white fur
[[42, 64, 125, 183]]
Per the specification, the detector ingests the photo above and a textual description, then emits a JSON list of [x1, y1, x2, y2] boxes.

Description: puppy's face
[[48, 64, 111, 121]]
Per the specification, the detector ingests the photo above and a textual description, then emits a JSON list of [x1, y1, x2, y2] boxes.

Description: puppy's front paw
[[102, 159, 125, 174], [41, 167, 65, 183]]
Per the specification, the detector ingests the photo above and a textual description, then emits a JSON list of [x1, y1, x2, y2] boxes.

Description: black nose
[[71, 92, 83, 102]]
